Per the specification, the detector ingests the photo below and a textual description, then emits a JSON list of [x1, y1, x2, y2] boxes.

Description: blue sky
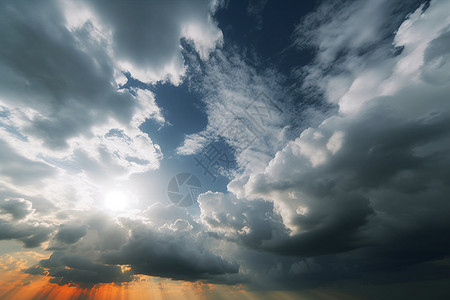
[[122, 0, 327, 199], [1, 0, 450, 299]]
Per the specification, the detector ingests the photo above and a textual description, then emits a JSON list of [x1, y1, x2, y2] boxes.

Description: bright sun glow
[[104, 189, 129, 211]]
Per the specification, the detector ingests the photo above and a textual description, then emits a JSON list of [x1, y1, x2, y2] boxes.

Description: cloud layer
[[1, 0, 449, 294]]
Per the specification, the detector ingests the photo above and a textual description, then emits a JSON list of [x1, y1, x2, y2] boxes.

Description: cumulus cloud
[[199, 191, 288, 248], [0, 0, 230, 288], [229, 0, 450, 280], [2, 0, 450, 292], [0, 0, 165, 189], [158, 0, 450, 288], [24, 209, 239, 286]]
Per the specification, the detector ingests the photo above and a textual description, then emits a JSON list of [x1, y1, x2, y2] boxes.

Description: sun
[[104, 189, 129, 211]]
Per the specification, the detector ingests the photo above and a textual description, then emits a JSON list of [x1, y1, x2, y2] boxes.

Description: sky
[[1, 0, 450, 299]]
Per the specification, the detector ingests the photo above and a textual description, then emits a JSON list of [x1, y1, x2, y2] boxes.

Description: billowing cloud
[[0, 0, 229, 288], [25, 210, 238, 286], [229, 0, 450, 280], [199, 192, 288, 249], [1, 0, 450, 294]]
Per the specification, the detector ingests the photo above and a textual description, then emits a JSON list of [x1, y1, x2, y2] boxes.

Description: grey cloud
[[38, 252, 133, 287], [30, 211, 239, 286], [143, 202, 199, 230], [0, 190, 55, 215], [242, 75, 450, 278], [292, 0, 425, 105], [0, 139, 55, 185], [0, 0, 146, 148], [83, 0, 222, 81], [0, 219, 53, 248], [422, 27, 450, 85], [294, 0, 424, 65], [23, 264, 47, 276], [199, 192, 288, 248], [216, 89, 450, 287], [0, 198, 34, 220], [102, 220, 239, 281], [55, 224, 88, 244], [193, 0, 450, 287]]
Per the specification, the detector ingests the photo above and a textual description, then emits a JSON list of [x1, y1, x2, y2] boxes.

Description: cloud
[[0, 194, 53, 250], [136, 0, 450, 289], [37, 252, 134, 287], [293, 0, 426, 113], [55, 224, 88, 244], [231, 0, 450, 279], [25, 209, 239, 286], [0, 0, 176, 220], [1, 0, 450, 292], [0, 219, 53, 248], [177, 47, 296, 177], [70, 0, 223, 84], [102, 219, 239, 281], [0, 139, 55, 186], [0, 0, 134, 149], [0, 198, 35, 220], [199, 192, 288, 248], [0, 0, 225, 221]]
